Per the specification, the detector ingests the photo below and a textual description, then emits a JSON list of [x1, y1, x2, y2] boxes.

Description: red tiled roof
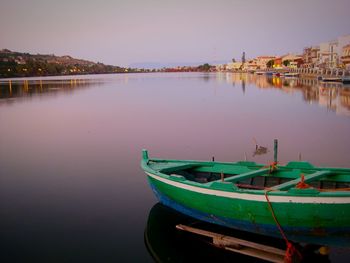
[[257, 56, 275, 59]]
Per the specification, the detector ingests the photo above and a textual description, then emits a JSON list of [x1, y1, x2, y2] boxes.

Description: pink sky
[[0, 0, 349, 67]]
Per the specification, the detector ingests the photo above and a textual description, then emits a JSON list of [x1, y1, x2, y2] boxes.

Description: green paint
[[141, 150, 350, 230], [147, 175, 350, 228]]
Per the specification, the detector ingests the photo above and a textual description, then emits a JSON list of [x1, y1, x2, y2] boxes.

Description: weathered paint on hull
[[147, 174, 350, 246]]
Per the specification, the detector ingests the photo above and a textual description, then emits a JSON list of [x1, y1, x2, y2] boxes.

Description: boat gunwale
[[142, 157, 350, 198], [147, 158, 350, 173]]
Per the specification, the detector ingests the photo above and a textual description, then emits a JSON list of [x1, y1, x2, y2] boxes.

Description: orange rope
[[264, 189, 302, 263], [295, 174, 310, 189], [263, 161, 278, 173]]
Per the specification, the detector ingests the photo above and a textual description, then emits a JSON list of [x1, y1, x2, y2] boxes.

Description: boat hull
[[321, 77, 342, 82], [147, 171, 350, 246]]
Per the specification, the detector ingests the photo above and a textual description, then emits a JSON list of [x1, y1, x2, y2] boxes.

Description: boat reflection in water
[[145, 203, 337, 263]]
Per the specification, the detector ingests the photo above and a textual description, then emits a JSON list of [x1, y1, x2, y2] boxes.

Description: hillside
[[0, 49, 135, 78]]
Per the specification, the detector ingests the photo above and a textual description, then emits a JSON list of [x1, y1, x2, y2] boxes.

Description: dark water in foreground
[[0, 73, 349, 262]]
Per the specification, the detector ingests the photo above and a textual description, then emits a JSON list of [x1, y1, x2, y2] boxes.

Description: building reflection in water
[[2, 74, 350, 116], [241, 78, 246, 93], [221, 73, 350, 116], [0, 78, 103, 102]]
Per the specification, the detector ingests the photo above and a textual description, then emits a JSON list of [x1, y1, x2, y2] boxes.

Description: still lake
[[0, 72, 350, 262]]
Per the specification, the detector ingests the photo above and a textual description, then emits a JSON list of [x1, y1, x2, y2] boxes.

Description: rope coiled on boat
[[295, 174, 311, 189]]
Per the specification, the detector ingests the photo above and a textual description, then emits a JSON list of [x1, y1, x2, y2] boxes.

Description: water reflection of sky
[[1, 73, 350, 116], [0, 73, 350, 262]]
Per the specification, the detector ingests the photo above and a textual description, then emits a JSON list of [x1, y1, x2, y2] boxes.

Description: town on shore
[[166, 34, 350, 80], [1, 34, 349, 79]]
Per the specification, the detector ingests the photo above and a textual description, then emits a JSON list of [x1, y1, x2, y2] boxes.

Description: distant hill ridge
[[0, 49, 135, 78], [0, 49, 111, 67]]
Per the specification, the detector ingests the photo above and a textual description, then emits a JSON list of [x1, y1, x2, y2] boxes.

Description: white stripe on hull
[[146, 172, 350, 204]]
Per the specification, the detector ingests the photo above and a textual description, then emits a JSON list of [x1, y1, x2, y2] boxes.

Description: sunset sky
[[1, 0, 349, 67]]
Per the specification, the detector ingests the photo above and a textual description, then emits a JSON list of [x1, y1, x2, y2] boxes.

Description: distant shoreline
[[1, 71, 349, 83], [0, 71, 147, 81]]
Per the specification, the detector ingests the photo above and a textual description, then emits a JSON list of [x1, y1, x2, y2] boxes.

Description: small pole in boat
[[212, 156, 215, 162], [221, 172, 224, 182], [244, 152, 247, 161], [274, 139, 278, 163], [298, 153, 302, 161]]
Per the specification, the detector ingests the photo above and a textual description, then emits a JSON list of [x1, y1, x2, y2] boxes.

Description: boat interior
[[152, 161, 350, 191]]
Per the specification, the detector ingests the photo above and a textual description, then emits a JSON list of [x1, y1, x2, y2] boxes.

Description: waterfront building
[[216, 64, 227, 71], [255, 56, 276, 70], [341, 44, 350, 70], [273, 57, 283, 69], [336, 35, 350, 60], [329, 40, 339, 68], [226, 62, 243, 71], [317, 35, 350, 69], [302, 46, 320, 68], [318, 41, 337, 69], [242, 59, 258, 71], [281, 54, 303, 69]]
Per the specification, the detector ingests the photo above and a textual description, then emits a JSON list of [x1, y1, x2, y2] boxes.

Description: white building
[[318, 41, 336, 68], [226, 62, 243, 71], [318, 35, 350, 68], [336, 35, 350, 59], [255, 56, 276, 70]]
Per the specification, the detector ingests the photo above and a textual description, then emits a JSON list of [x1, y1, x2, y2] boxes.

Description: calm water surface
[[0, 73, 349, 262]]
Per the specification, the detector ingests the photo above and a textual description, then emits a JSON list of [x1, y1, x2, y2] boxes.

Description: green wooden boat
[[141, 149, 350, 246]]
